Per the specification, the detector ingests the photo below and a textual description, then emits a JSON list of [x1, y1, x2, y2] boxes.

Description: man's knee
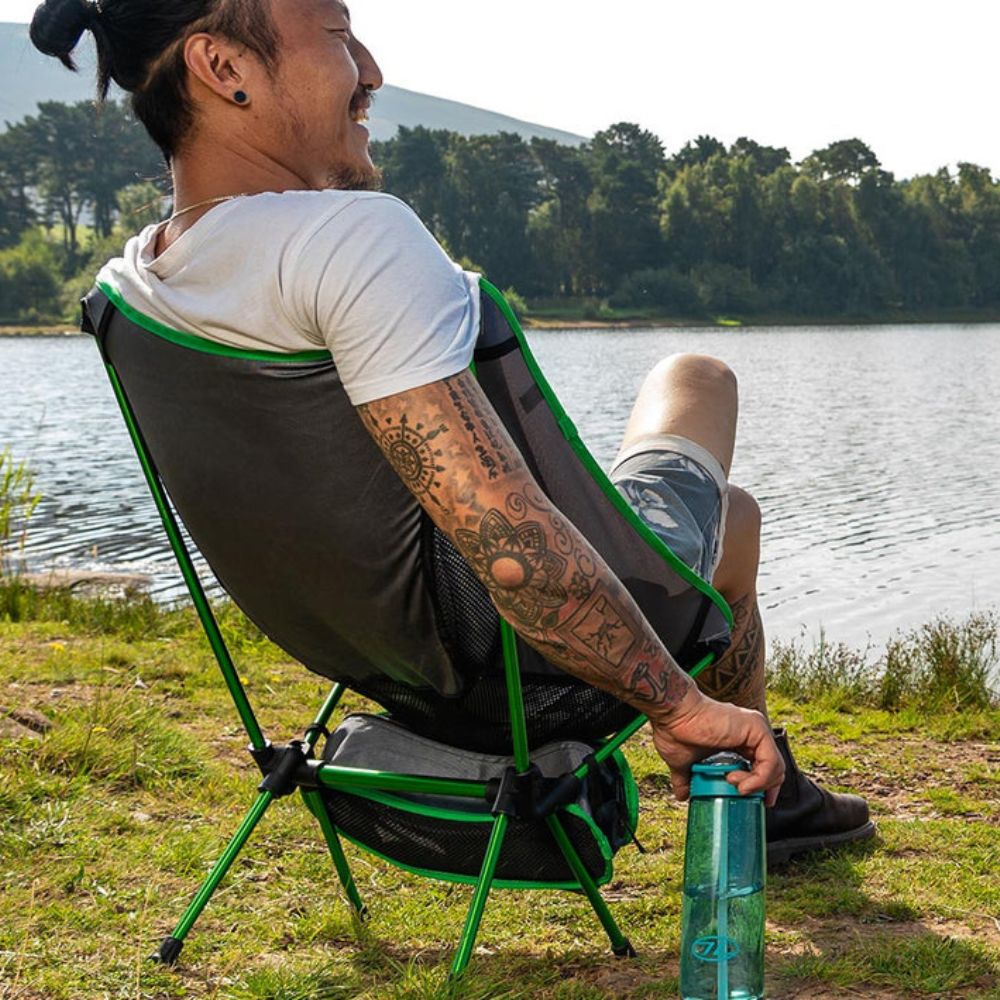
[[714, 485, 761, 598], [727, 485, 761, 543], [645, 353, 738, 400]]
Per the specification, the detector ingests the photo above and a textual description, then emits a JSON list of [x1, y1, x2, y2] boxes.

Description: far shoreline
[[3, 307, 1000, 337]]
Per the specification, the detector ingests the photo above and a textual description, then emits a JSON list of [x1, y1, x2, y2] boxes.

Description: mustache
[[350, 87, 375, 115]]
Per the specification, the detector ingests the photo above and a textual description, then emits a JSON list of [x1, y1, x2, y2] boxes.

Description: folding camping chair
[[80, 278, 733, 979]]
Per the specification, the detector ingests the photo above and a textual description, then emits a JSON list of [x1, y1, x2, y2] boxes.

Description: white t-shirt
[[98, 190, 481, 405]]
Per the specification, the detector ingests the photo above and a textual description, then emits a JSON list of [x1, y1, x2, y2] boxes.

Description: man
[[32, 0, 872, 856]]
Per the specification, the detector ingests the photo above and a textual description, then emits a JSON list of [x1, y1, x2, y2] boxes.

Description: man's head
[[30, 0, 383, 189]]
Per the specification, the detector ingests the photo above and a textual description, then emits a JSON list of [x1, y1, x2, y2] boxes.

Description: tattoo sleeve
[[358, 370, 694, 721]]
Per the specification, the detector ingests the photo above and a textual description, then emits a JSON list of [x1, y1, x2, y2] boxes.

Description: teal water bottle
[[680, 753, 766, 1000]]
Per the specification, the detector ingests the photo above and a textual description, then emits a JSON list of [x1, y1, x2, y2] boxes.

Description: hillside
[[0, 22, 586, 144]]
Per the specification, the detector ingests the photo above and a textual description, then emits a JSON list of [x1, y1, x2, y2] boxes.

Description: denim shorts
[[609, 434, 729, 583]]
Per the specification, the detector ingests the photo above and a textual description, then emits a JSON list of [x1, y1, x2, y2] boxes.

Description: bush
[[609, 267, 701, 314], [0, 230, 63, 323], [502, 285, 529, 318], [689, 261, 763, 314], [767, 612, 998, 711], [880, 613, 998, 711]]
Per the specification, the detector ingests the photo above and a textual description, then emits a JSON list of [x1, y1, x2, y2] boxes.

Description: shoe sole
[[767, 820, 877, 867]]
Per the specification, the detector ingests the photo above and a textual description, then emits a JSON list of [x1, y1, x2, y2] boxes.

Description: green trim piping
[[97, 279, 332, 363], [478, 277, 734, 633]]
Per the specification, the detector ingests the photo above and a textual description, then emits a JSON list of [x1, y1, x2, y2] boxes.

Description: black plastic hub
[[249, 739, 320, 798], [486, 764, 583, 820]]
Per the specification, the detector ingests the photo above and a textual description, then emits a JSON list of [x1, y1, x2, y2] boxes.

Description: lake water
[[1, 323, 998, 654]]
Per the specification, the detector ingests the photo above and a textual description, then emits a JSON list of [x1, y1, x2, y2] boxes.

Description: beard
[[327, 159, 383, 191]]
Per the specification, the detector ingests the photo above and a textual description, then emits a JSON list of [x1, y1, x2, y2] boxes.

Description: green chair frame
[[97, 300, 721, 980]]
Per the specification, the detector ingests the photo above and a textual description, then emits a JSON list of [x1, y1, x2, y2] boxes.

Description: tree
[[800, 138, 881, 185], [8, 100, 160, 255], [439, 132, 541, 290], [586, 123, 666, 290], [375, 126, 450, 233], [666, 135, 727, 174], [0, 128, 36, 249], [82, 101, 163, 237], [728, 137, 790, 175], [0, 230, 63, 323], [527, 138, 594, 295]]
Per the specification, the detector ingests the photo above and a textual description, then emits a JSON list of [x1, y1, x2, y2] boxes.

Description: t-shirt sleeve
[[283, 194, 479, 405]]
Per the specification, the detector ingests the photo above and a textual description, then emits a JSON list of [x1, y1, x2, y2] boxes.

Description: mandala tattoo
[[366, 412, 448, 509], [455, 508, 567, 625]]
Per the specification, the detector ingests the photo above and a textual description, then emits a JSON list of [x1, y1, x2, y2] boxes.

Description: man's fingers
[[671, 769, 691, 802], [726, 737, 785, 799]]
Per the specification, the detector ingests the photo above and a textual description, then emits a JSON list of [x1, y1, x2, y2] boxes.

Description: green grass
[[767, 612, 998, 713], [1, 588, 998, 999]]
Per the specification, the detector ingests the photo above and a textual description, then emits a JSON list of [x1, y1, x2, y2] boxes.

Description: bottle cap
[[689, 752, 762, 799]]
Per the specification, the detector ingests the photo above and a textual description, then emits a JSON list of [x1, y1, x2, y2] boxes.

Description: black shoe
[[766, 727, 876, 867]]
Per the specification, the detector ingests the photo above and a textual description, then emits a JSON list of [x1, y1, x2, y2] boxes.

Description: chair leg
[[300, 788, 366, 918], [150, 790, 274, 965], [545, 814, 636, 958], [449, 813, 509, 980]]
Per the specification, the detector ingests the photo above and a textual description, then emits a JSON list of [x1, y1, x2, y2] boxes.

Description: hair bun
[[30, 0, 96, 70]]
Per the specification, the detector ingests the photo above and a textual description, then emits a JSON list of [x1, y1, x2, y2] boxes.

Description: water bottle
[[680, 752, 766, 1000]]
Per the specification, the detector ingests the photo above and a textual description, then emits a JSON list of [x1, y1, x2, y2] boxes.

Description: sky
[[7, 0, 996, 180]]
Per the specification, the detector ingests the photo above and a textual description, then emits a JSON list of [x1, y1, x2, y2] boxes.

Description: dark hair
[[29, 0, 279, 158]]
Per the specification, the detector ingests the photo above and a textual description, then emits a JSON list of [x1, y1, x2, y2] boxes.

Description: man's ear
[[184, 33, 251, 103]]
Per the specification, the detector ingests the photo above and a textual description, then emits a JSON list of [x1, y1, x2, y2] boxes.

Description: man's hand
[[649, 687, 784, 806]]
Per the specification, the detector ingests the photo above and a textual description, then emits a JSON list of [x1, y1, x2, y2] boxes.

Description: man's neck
[[159, 141, 316, 254]]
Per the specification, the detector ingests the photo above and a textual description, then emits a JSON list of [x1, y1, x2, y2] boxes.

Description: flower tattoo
[[455, 509, 567, 625]]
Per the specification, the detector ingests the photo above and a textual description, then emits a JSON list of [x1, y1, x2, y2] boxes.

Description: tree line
[[2, 99, 999, 324]]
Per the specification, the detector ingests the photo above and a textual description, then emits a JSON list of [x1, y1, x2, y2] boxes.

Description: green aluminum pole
[[449, 814, 509, 979], [304, 683, 345, 749], [300, 788, 366, 916], [500, 621, 531, 772], [104, 363, 266, 751], [314, 763, 488, 799], [545, 814, 632, 955], [299, 684, 365, 914], [153, 789, 274, 963]]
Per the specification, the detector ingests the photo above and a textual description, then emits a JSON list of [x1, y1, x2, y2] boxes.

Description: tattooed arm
[[358, 370, 782, 801]]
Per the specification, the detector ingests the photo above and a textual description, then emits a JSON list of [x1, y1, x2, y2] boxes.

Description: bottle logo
[[691, 935, 740, 963]]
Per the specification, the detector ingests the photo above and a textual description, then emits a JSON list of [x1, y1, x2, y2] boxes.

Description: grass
[[0, 451, 41, 578], [1, 586, 998, 999], [767, 612, 998, 713]]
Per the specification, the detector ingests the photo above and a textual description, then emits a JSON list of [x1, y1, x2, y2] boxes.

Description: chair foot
[[613, 939, 637, 959], [149, 935, 183, 966]]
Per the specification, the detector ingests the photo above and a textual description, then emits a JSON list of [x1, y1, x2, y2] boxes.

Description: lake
[[1, 323, 998, 654]]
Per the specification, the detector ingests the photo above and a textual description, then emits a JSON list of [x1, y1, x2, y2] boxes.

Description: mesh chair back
[[81, 280, 730, 752]]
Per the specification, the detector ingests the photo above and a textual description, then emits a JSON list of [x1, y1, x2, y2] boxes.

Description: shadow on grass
[[768, 842, 998, 998]]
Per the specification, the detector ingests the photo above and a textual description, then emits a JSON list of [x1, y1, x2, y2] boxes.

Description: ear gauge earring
[[233, 90, 248, 105]]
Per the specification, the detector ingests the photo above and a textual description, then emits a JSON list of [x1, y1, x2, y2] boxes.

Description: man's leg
[[616, 353, 874, 863], [698, 486, 768, 717], [616, 353, 767, 710]]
